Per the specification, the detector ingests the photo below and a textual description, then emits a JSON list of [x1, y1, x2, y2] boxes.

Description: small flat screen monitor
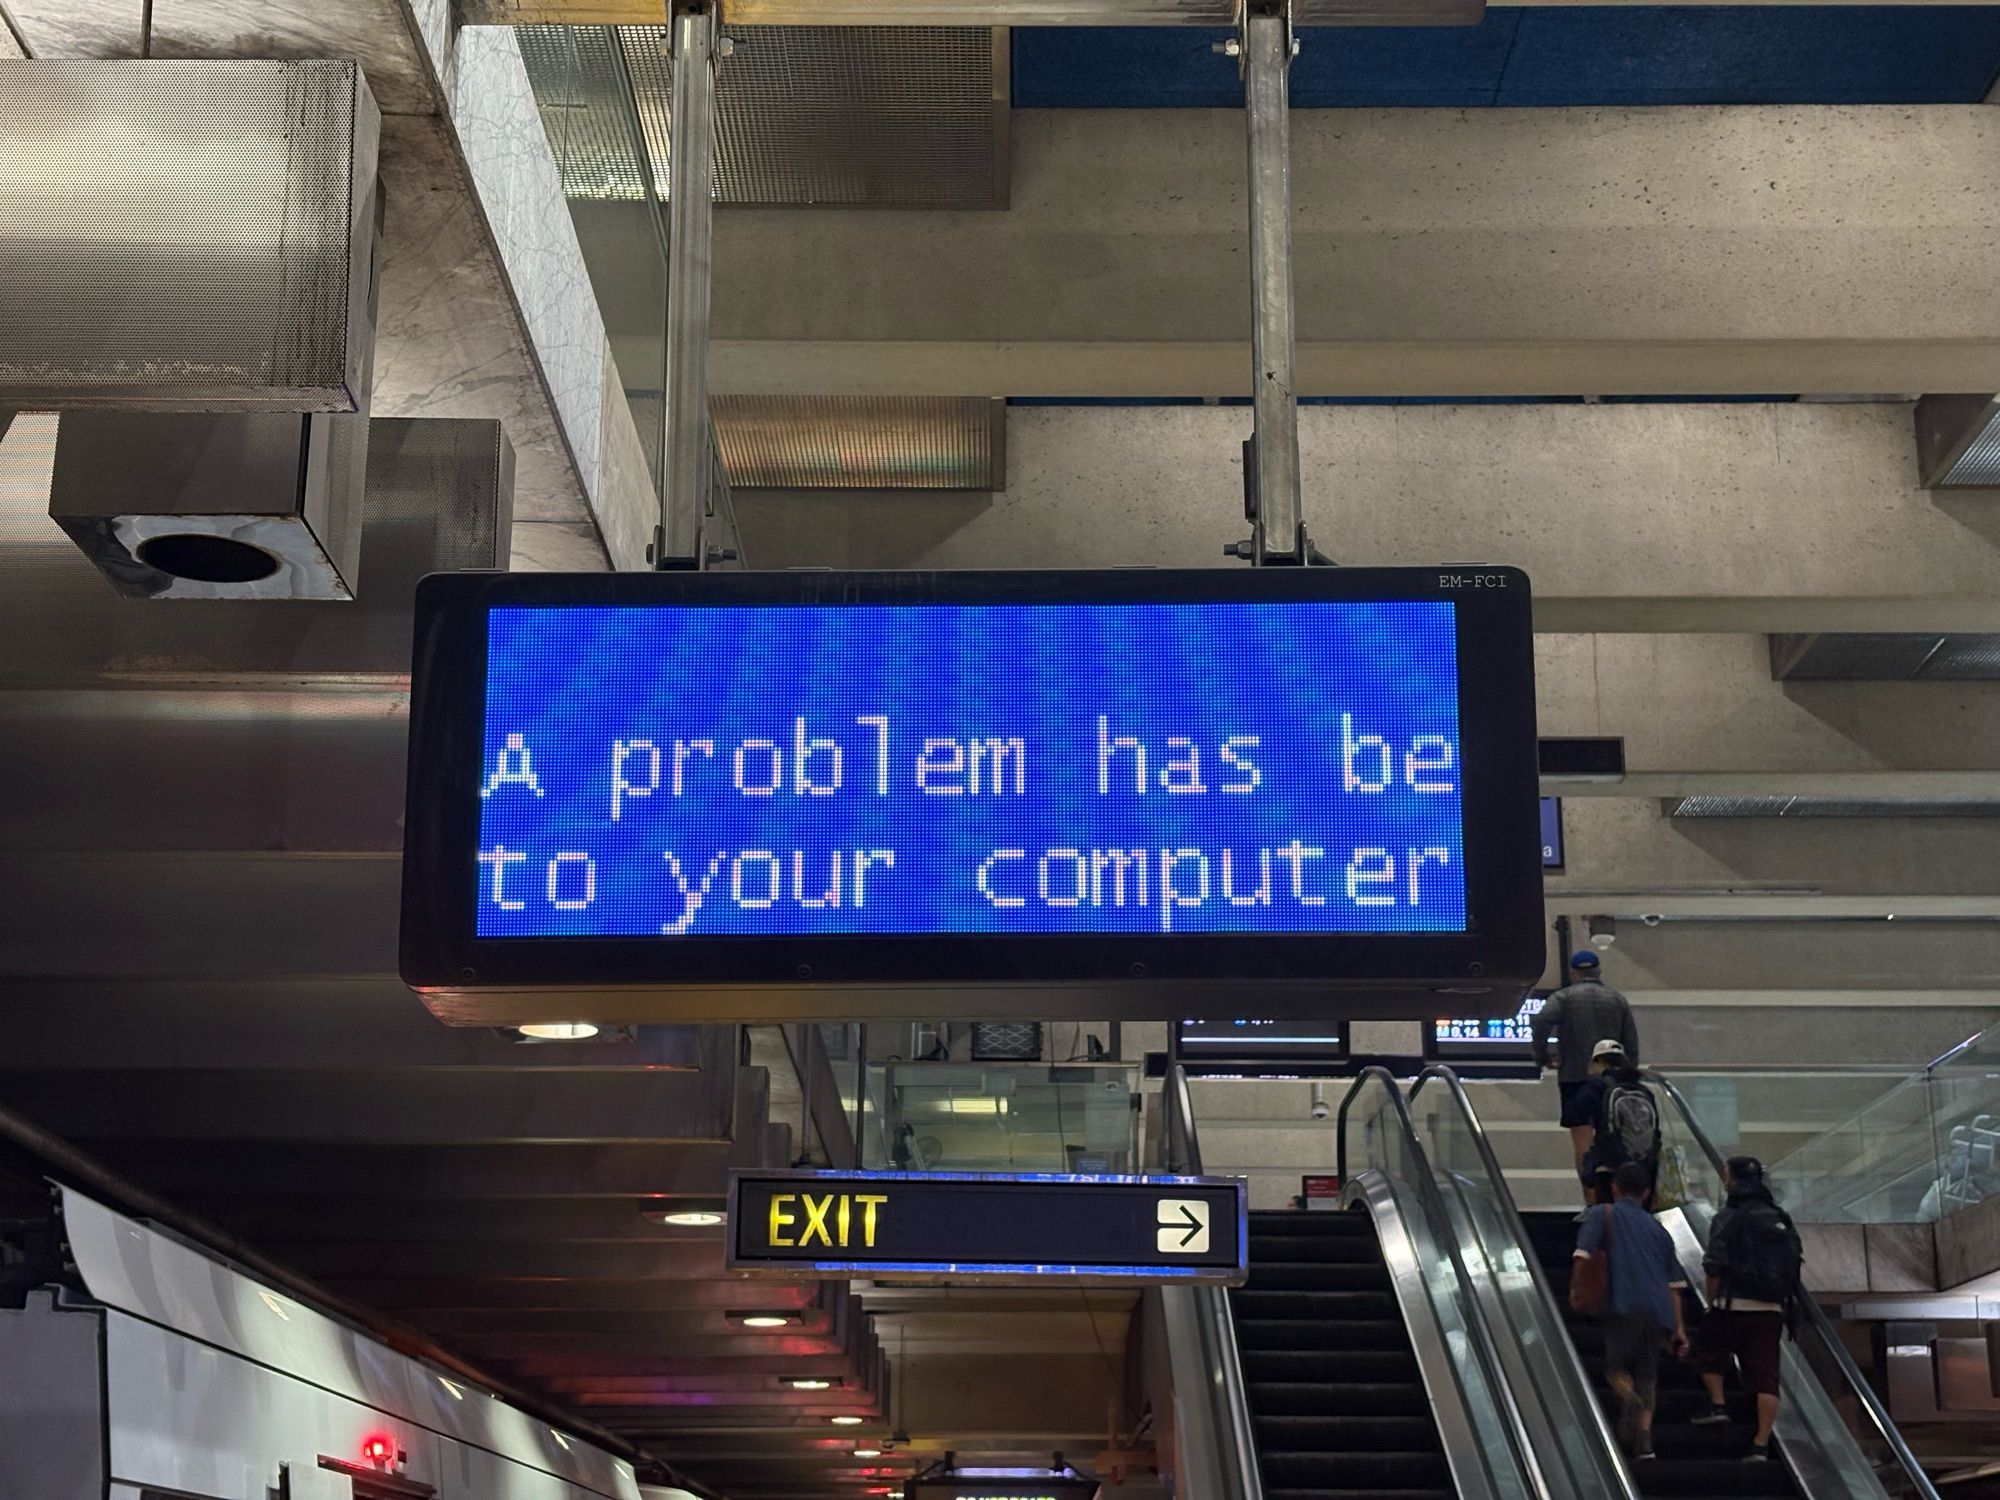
[[400, 568, 1544, 1023], [1428, 990, 1550, 1064], [1176, 1018, 1350, 1074], [1540, 797, 1564, 870]]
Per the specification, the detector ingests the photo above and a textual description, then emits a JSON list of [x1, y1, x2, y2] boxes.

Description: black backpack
[[1596, 1079, 1661, 1169], [1719, 1196, 1805, 1306]]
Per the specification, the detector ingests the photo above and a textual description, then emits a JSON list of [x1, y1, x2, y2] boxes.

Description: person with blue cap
[[1532, 950, 1640, 1188]]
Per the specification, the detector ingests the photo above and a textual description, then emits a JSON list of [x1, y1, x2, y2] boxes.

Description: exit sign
[[727, 1169, 1247, 1285]]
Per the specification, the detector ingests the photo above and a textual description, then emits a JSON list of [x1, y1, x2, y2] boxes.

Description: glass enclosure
[[855, 1061, 1140, 1175], [1667, 1028, 2000, 1224], [1407, 1072, 1637, 1500], [1344, 1072, 1542, 1500]]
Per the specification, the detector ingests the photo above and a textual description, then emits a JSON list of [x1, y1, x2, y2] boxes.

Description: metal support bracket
[[1225, 0, 1327, 567], [656, 0, 744, 571]]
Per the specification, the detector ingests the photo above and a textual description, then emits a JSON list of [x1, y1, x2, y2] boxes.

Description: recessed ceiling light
[[852, 1446, 884, 1458], [830, 1415, 865, 1426], [518, 1022, 599, 1041], [784, 1377, 836, 1391], [658, 1209, 725, 1227], [739, 1314, 791, 1329]]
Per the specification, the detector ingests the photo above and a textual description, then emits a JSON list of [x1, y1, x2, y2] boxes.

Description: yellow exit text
[[767, 1192, 889, 1249]]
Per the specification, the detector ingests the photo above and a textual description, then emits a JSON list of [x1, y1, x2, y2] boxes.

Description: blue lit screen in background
[[475, 600, 1465, 938]]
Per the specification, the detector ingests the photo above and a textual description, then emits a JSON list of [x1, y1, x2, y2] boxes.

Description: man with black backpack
[[1578, 1039, 1661, 1206], [1692, 1157, 1805, 1463]]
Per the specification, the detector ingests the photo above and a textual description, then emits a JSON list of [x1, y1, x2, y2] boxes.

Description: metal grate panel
[[0, 61, 378, 410], [1944, 411, 2000, 486], [713, 396, 1004, 488], [1671, 796, 2000, 819], [522, 24, 1005, 208], [1772, 633, 2000, 681]]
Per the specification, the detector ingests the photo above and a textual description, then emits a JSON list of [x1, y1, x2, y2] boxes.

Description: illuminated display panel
[[1429, 990, 1549, 1062], [400, 569, 1544, 1020], [1176, 1018, 1349, 1066], [475, 599, 1464, 938]]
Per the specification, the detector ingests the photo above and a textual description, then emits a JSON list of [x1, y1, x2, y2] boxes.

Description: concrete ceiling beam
[[737, 402, 2000, 636], [713, 107, 2000, 398]]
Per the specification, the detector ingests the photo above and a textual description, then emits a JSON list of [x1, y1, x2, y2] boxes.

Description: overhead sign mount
[[726, 1169, 1248, 1286]]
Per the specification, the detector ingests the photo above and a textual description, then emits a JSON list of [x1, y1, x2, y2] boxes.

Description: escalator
[[1157, 1061, 1938, 1500], [1518, 1211, 1797, 1498], [1235, 1210, 1450, 1500]]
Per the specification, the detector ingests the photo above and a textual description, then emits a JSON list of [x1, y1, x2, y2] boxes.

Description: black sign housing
[[727, 1169, 1248, 1286], [401, 567, 1543, 1024]]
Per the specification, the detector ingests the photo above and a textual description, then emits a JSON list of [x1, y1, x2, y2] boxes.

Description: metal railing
[[1650, 1072, 1941, 1500], [1159, 1063, 1265, 1500]]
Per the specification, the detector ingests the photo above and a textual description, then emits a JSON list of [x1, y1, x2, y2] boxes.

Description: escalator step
[[1245, 1261, 1394, 1292], [1233, 1317, 1413, 1352], [1260, 1450, 1452, 1488], [1231, 1289, 1399, 1320], [1265, 1491, 1453, 1500], [1250, 1210, 1375, 1234], [1243, 1348, 1422, 1384], [1625, 1458, 1799, 1496], [1250, 1235, 1384, 1265], [1248, 1381, 1432, 1416], [1254, 1414, 1441, 1452]]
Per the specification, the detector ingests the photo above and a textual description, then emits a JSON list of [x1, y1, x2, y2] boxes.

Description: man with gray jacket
[[1532, 951, 1641, 1178]]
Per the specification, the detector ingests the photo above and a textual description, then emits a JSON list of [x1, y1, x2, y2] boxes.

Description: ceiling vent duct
[[48, 412, 371, 599], [713, 396, 1006, 489], [1670, 796, 2000, 819], [1770, 633, 2000, 681], [0, 60, 379, 411], [1915, 394, 2000, 488]]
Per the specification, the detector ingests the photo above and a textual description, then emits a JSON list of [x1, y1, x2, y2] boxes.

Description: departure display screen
[[473, 600, 1466, 939], [399, 569, 1545, 1021], [1429, 991, 1549, 1062]]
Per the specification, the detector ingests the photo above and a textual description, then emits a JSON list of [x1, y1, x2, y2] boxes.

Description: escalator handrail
[[1159, 1062, 1263, 1500], [1408, 1065, 1642, 1500], [1336, 1066, 1552, 1500], [1650, 1070, 1942, 1500]]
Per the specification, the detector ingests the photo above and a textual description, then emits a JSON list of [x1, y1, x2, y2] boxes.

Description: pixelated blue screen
[[476, 600, 1466, 938]]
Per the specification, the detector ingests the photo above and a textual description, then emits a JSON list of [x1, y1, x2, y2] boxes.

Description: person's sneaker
[[1689, 1405, 1732, 1426], [1743, 1443, 1773, 1463], [1634, 1439, 1656, 1462]]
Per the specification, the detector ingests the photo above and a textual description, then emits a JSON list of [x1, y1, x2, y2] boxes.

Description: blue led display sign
[[400, 569, 1545, 1024], [474, 600, 1465, 939]]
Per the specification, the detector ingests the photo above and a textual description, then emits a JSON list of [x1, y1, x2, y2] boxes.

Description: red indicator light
[[362, 1435, 394, 1464]]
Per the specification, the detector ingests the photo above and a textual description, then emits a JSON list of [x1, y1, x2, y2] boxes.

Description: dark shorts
[[1559, 1079, 1597, 1127], [1697, 1309, 1784, 1397], [1603, 1311, 1667, 1407]]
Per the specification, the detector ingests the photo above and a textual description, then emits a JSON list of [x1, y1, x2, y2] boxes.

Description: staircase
[[1520, 1212, 1800, 1498], [1232, 1209, 1451, 1500]]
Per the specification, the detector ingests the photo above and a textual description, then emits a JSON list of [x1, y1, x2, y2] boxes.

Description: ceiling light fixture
[[518, 1021, 599, 1041], [659, 1209, 725, 1227], [737, 1314, 793, 1329], [784, 1377, 836, 1391], [852, 1446, 884, 1458], [830, 1415, 865, 1426]]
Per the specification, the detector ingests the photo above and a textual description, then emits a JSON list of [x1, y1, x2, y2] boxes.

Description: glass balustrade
[[854, 1061, 1141, 1174]]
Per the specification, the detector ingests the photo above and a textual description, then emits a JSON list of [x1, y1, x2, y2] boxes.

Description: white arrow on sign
[[1156, 1198, 1211, 1255]]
